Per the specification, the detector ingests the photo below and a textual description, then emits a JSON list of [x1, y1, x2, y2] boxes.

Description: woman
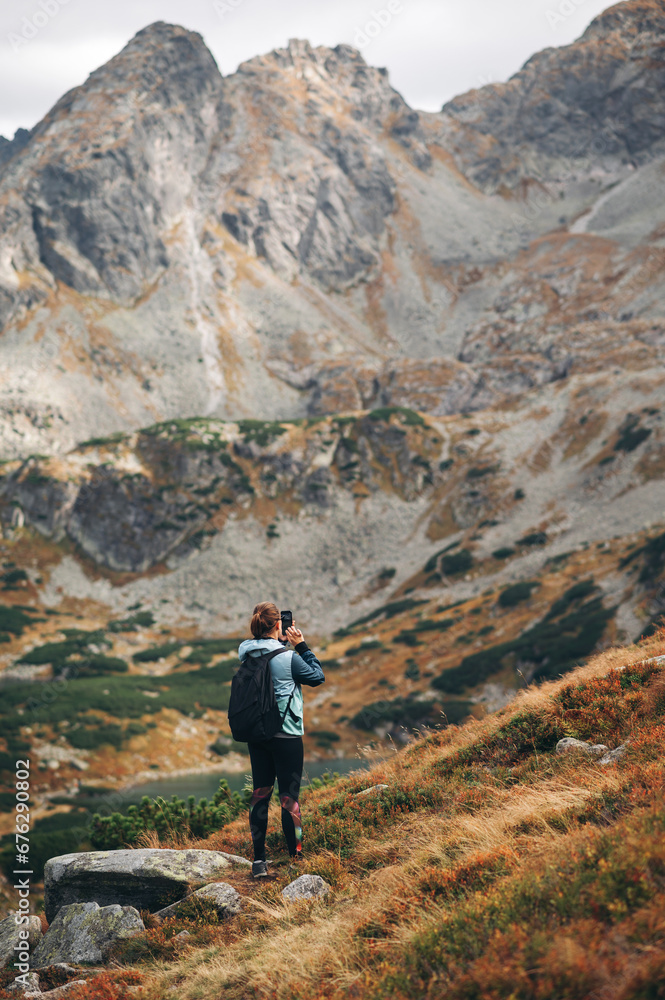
[[238, 602, 325, 878]]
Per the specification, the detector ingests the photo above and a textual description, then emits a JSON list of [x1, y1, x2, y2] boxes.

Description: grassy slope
[[19, 629, 660, 1000]]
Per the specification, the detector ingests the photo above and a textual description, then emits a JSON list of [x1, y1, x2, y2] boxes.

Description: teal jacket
[[237, 638, 325, 736]]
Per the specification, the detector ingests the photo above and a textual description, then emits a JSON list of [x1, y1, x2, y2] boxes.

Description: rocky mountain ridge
[[0, 1, 663, 459]]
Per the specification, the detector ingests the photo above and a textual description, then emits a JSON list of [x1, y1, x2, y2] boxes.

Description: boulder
[[555, 738, 608, 757], [355, 784, 389, 797], [282, 875, 330, 902], [599, 742, 630, 766], [0, 915, 43, 970], [41, 982, 88, 999], [5, 971, 41, 995], [43, 849, 243, 921], [30, 902, 144, 968], [154, 882, 242, 921]]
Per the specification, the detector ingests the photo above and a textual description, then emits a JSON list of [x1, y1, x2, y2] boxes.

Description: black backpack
[[228, 648, 296, 743]]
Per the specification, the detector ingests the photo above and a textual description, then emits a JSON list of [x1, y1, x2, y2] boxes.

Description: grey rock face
[[599, 742, 630, 765], [30, 902, 144, 968], [4, 12, 664, 456], [439, 0, 665, 191], [555, 738, 609, 757], [43, 849, 235, 922], [154, 882, 242, 920], [0, 915, 42, 970], [282, 874, 331, 901]]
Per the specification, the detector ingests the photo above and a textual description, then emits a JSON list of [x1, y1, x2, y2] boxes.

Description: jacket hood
[[238, 637, 284, 660]]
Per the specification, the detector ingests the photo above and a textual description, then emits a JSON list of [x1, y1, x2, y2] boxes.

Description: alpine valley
[[0, 0, 664, 919]]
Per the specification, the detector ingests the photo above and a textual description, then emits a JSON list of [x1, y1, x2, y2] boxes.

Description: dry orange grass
[[123, 631, 665, 1000]]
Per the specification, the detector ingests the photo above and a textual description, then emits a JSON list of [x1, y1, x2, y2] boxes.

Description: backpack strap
[[251, 646, 299, 730]]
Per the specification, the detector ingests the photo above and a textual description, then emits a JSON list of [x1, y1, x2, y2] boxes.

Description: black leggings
[[248, 737, 304, 860]]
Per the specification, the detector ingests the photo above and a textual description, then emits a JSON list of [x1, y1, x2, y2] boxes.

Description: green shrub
[[345, 641, 383, 656], [209, 737, 248, 756], [545, 579, 597, 618], [614, 415, 652, 453], [237, 419, 288, 447], [498, 581, 538, 608], [72, 655, 129, 677], [108, 611, 155, 632], [1, 569, 28, 589], [518, 531, 547, 547], [67, 725, 124, 750], [0, 810, 90, 881], [89, 779, 251, 849], [466, 466, 498, 480], [433, 592, 615, 694], [493, 547, 515, 560], [132, 642, 182, 662], [335, 598, 428, 635], [0, 604, 42, 636], [441, 549, 473, 576], [18, 632, 111, 673], [367, 407, 424, 426], [182, 638, 239, 664]]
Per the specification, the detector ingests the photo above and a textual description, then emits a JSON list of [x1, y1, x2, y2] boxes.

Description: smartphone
[[280, 610, 293, 632]]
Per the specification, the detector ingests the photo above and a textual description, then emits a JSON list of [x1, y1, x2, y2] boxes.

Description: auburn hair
[[250, 601, 280, 638]]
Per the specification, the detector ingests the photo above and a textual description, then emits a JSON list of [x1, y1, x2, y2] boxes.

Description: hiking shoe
[[251, 860, 268, 878]]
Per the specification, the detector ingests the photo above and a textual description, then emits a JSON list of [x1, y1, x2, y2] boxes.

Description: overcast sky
[[1, 0, 614, 140]]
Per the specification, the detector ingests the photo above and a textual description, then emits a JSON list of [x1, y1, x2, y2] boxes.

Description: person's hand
[[285, 625, 304, 646]]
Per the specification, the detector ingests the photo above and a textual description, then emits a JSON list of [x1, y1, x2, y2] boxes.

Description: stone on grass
[[0, 915, 43, 970], [44, 849, 242, 921], [355, 784, 389, 797], [40, 981, 88, 999], [5, 971, 41, 995], [154, 882, 242, 920], [599, 742, 630, 765], [555, 738, 608, 757], [30, 901, 144, 968], [282, 875, 330, 901]]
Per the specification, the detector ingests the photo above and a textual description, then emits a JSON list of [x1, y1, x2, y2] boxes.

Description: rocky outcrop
[[555, 738, 609, 757], [599, 741, 630, 765], [0, 915, 42, 970], [154, 882, 242, 920], [43, 849, 241, 922], [282, 874, 330, 901], [30, 902, 143, 968], [5, 971, 41, 995], [437, 0, 665, 192]]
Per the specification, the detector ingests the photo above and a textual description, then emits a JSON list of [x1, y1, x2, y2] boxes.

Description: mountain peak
[[582, 0, 665, 39]]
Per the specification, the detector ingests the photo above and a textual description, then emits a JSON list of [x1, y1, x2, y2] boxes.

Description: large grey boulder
[[30, 902, 144, 968], [43, 849, 242, 921], [154, 882, 242, 921], [282, 875, 330, 902], [0, 915, 42, 970], [555, 738, 608, 757]]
